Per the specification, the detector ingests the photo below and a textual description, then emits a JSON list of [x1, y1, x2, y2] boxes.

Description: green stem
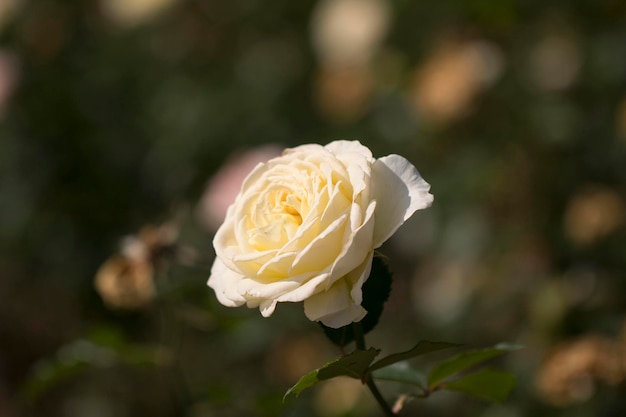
[[353, 321, 366, 350], [352, 322, 397, 417]]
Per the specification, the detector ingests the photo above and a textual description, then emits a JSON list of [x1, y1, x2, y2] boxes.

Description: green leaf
[[443, 368, 516, 403], [20, 338, 168, 401], [283, 372, 319, 400], [20, 339, 116, 401], [317, 348, 379, 379], [118, 345, 171, 367], [372, 361, 428, 389], [284, 347, 380, 400], [370, 340, 460, 371], [320, 255, 392, 346], [86, 325, 127, 349], [20, 358, 90, 401], [428, 343, 520, 388]]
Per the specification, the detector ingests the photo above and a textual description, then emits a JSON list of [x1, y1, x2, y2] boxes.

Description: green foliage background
[[1, 0, 626, 416]]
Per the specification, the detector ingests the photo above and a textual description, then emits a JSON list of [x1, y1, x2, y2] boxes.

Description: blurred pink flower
[[197, 145, 283, 231]]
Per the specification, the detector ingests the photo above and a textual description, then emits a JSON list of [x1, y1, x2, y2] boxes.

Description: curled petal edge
[[371, 154, 433, 248]]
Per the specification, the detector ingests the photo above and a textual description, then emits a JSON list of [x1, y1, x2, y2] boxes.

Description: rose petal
[[371, 154, 433, 247], [317, 303, 367, 329], [274, 271, 332, 302], [325, 140, 374, 196], [259, 299, 278, 317], [303, 277, 367, 328], [290, 213, 348, 275], [325, 140, 373, 161], [348, 251, 373, 305], [207, 258, 247, 307], [303, 252, 373, 328], [327, 200, 376, 284], [237, 276, 302, 300]]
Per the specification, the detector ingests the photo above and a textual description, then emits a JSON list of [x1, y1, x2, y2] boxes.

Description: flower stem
[[353, 321, 366, 350], [352, 322, 397, 417]]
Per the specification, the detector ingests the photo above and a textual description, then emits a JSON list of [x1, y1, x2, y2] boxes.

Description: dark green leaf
[[317, 347, 380, 379], [118, 345, 171, 367], [370, 340, 460, 371], [86, 325, 127, 349], [428, 343, 520, 387], [284, 348, 380, 400], [443, 368, 516, 402], [20, 358, 90, 401], [20, 339, 167, 401], [20, 340, 116, 401], [372, 361, 428, 389], [283, 371, 318, 400], [320, 255, 393, 346]]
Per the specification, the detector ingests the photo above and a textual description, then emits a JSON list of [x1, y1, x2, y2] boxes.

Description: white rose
[[208, 140, 433, 328]]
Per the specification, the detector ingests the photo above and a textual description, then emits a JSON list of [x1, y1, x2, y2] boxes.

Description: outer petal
[[371, 154, 433, 247], [303, 253, 373, 328], [259, 299, 278, 317], [316, 302, 367, 329], [348, 251, 373, 306], [324, 140, 373, 160], [322, 200, 376, 291], [207, 258, 247, 307], [303, 279, 367, 328]]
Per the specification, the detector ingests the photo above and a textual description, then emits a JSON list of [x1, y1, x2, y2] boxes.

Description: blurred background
[[1, 0, 626, 416]]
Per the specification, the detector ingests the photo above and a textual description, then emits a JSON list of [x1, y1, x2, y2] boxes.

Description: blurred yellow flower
[[100, 0, 178, 27], [311, 0, 390, 68], [564, 185, 624, 246], [410, 39, 503, 125]]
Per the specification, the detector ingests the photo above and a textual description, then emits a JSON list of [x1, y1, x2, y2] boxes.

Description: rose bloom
[[208, 140, 433, 328]]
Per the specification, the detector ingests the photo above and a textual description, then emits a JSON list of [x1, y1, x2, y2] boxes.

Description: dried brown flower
[[536, 328, 626, 406]]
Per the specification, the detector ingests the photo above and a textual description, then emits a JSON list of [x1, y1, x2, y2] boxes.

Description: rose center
[[277, 193, 303, 225], [246, 188, 306, 250]]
